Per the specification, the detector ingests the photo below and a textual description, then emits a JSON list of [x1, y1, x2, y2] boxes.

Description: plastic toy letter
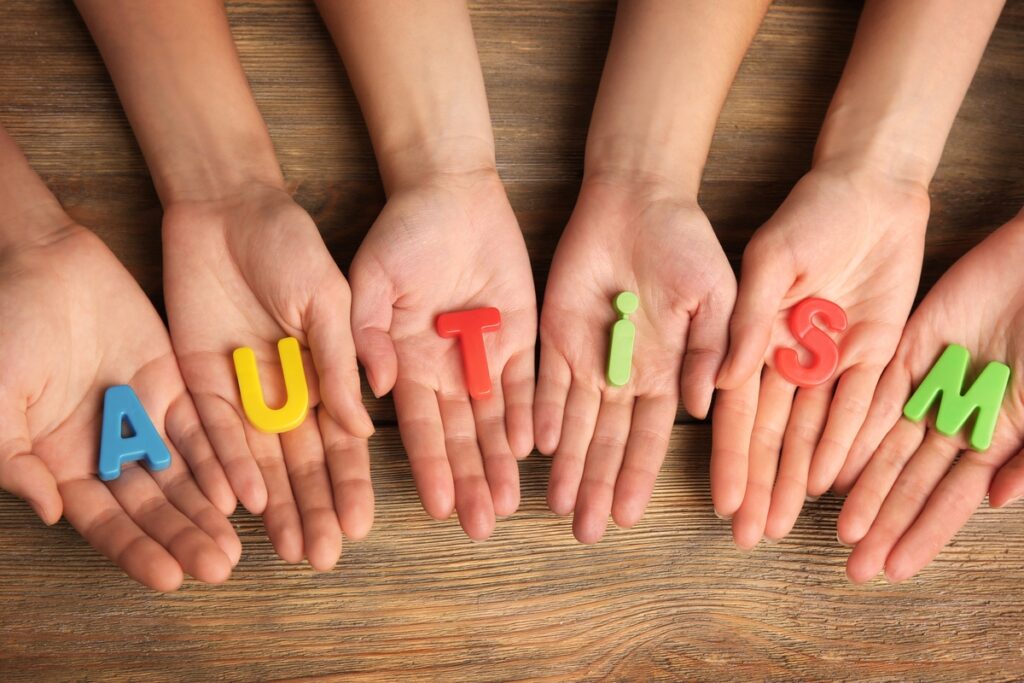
[[98, 385, 172, 482], [903, 343, 1009, 452], [233, 336, 310, 433], [774, 297, 848, 387], [436, 307, 501, 400], [607, 291, 639, 387]]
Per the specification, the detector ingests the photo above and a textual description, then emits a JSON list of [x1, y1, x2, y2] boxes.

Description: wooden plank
[[0, 0, 1022, 680]]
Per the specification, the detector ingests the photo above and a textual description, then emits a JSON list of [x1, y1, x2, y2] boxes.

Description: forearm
[[0, 127, 72, 247], [815, 0, 1005, 188], [315, 0, 495, 193], [584, 0, 771, 199], [73, 0, 283, 205]]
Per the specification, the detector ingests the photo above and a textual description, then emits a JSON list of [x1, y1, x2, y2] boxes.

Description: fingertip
[[546, 483, 576, 517], [306, 531, 342, 572], [731, 516, 763, 551], [491, 484, 520, 518], [193, 546, 234, 585], [240, 481, 269, 516], [611, 496, 645, 530], [535, 424, 559, 456], [342, 511, 373, 541], [151, 566, 186, 593], [421, 487, 455, 521], [882, 552, 914, 584], [212, 488, 239, 518], [30, 495, 63, 526], [681, 384, 713, 422], [572, 511, 607, 545], [836, 506, 869, 547], [460, 508, 496, 542], [711, 483, 744, 522], [763, 512, 796, 543]]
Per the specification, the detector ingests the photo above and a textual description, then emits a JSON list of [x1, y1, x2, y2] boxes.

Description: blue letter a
[[98, 385, 172, 481]]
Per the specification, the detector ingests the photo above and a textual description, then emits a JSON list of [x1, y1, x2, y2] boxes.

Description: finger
[[0, 401, 61, 524], [472, 380, 520, 518], [503, 348, 535, 460], [884, 455, 995, 583], [988, 447, 1024, 508], [164, 393, 236, 516], [547, 379, 601, 515], [681, 290, 732, 419], [320, 410, 374, 540], [837, 419, 927, 546], [60, 478, 184, 592], [710, 370, 759, 518], [438, 391, 495, 541], [732, 369, 795, 549], [808, 365, 882, 497], [534, 337, 571, 455], [193, 392, 267, 515], [280, 417, 342, 571], [107, 465, 233, 585], [716, 243, 792, 390], [764, 381, 833, 541], [150, 455, 242, 567], [834, 361, 913, 494], [612, 394, 676, 529], [349, 253, 398, 398], [844, 432, 958, 583], [247, 428, 304, 564], [306, 279, 375, 439], [394, 379, 454, 520], [572, 394, 634, 544]]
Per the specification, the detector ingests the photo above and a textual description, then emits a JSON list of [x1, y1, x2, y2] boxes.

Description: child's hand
[[836, 209, 1024, 583], [163, 183, 374, 570], [0, 224, 240, 591], [713, 168, 928, 547], [349, 170, 536, 541], [536, 177, 735, 543]]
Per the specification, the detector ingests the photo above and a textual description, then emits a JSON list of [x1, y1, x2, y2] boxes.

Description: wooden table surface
[[1, 1, 1023, 680]]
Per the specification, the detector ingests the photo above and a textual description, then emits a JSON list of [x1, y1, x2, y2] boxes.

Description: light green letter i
[[607, 291, 639, 387]]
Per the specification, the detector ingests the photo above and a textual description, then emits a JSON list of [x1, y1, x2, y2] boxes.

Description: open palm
[[713, 168, 928, 548], [349, 171, 536, 541], [163, 183, 374, 571], [0, 225, 239, 591], [837, 209, 1024, 582], [536, 179, 735, 543]]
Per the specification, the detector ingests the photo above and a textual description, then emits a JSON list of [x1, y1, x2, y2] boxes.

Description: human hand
[[0, 223, 240, 591], [536, 177, 735, 543], [163, 183, 374, 570], [836, 209, 1024, 582], [349, 169, 536, 541], [713, 167, 928, 547]]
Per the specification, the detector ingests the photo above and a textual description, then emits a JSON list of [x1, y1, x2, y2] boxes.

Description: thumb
[[0, 401, 62, 525], [681, 288, 733, 420], [349, 254, 398, 400], [716, 240, 792, 390], [306, 275, 376, 439]]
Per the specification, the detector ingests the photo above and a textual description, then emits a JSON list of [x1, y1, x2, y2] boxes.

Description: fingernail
[[995, 495, 1021, 509], [805, 495, 820, 503], [713, 508, 732, 521], [836, 530, 853, 548], [762, 536, 779, 545]]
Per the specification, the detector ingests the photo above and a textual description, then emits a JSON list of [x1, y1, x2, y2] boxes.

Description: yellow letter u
[[233, 336, 310, 434]]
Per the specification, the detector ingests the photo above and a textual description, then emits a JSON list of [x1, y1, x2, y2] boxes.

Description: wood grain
[[0, 0, 1022, 680]]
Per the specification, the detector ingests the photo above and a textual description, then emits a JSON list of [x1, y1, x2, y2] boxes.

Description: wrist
[[583, 134, 704, 203], [374, 134, 497, 195], [813, 97, 938, 192], [149, 128, 285, 206]]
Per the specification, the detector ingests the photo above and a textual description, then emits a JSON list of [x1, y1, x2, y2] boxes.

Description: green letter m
[[903, 344, 1010, 452]]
